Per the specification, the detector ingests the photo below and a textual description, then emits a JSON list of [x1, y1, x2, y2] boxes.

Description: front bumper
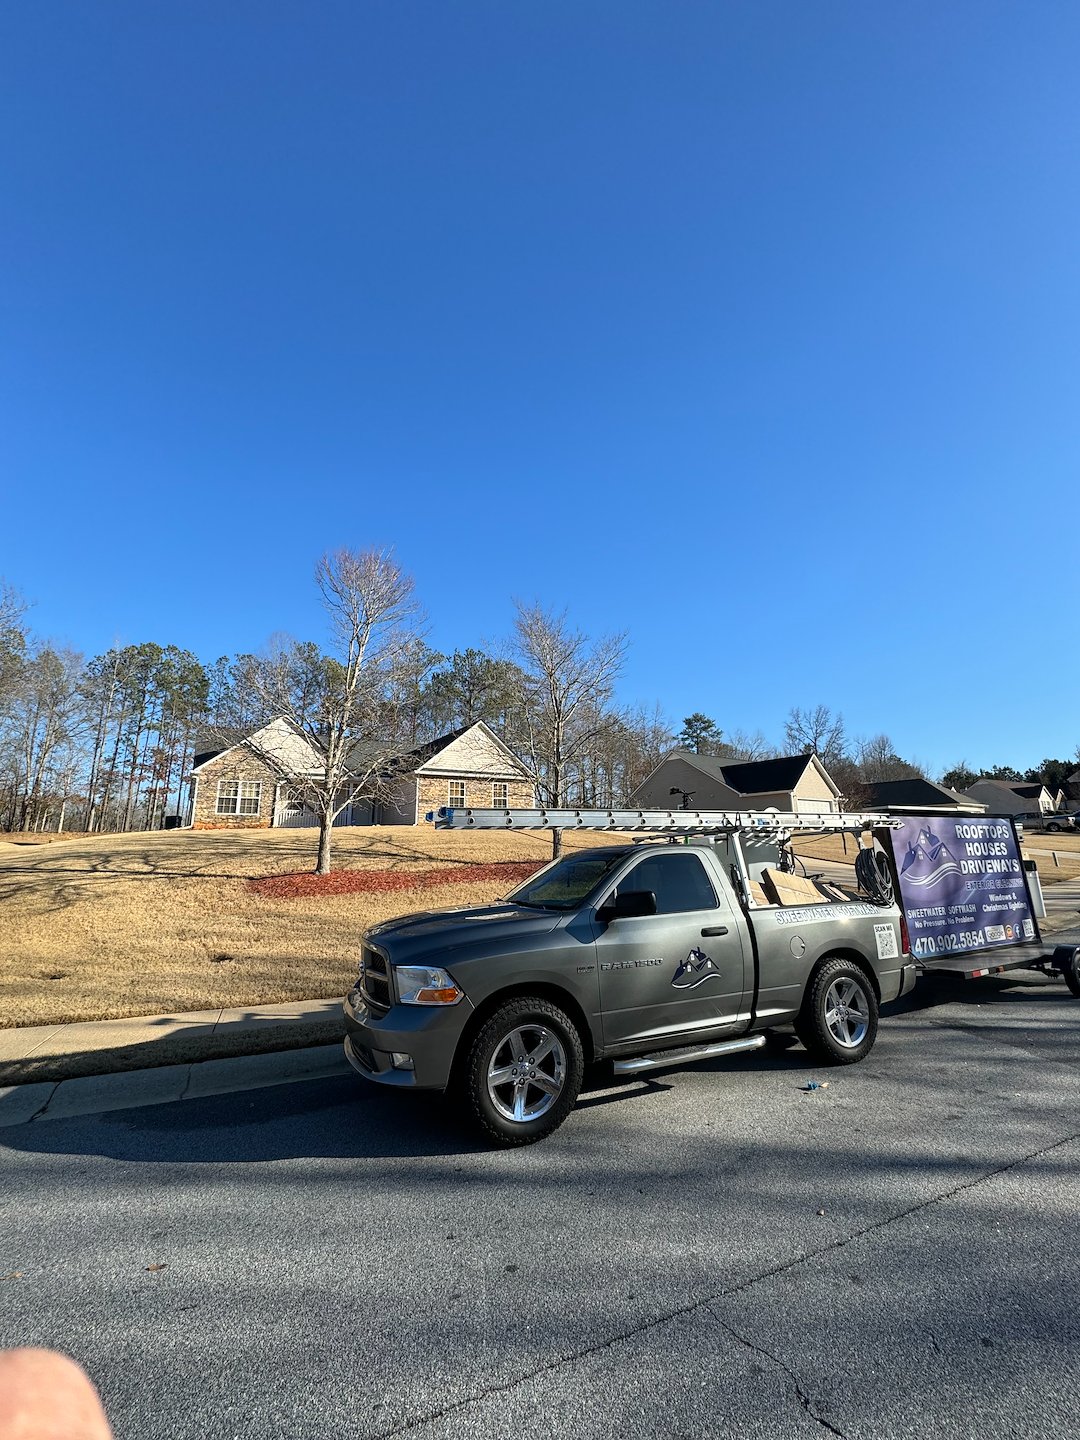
[[342, 989, 473, 1091]]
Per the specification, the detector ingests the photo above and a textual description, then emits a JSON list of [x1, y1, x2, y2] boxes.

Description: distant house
[[188, 717, 324, 830], [962, 779, 1058, 817], [371, 723, 535, 826], [630, 750, 842, 814], [187, 719, 534, 830], [861, 779, 987, 815]]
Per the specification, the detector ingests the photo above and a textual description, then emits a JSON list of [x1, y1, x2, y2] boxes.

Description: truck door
[[594, 849, 747, 1050]]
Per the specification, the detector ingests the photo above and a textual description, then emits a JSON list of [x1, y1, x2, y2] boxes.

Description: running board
[[612, 1033, 767, 1076]]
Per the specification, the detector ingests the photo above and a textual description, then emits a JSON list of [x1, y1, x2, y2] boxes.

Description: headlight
[[394, 964, 464, 1006]]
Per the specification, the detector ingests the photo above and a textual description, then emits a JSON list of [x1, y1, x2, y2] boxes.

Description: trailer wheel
[[1061, 949, 1080, 999], [796, 957, 879, 1065], [464, 996, 584, 1147]]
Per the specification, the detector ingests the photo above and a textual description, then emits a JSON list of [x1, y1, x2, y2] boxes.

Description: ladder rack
[[427, 806, 901, 837]]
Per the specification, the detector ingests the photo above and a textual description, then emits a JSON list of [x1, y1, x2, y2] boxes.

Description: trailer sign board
[[887, 816, 1037, 959]]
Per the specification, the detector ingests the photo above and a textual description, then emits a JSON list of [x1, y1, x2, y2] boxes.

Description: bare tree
[[855, 733, 924, 783], [0, 580, 28, 714], [510, 602, 627, 856], [721, 727, 776, 761], [7, 645, 84, 830], [784, 704, 847, 767], [940, 760, 977, 794], [249, 548, 423, 874]]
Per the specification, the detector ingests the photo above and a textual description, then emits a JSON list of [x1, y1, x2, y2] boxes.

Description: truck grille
[[360, 945, 392, 1015]]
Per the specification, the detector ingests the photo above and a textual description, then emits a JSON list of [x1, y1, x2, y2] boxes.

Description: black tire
[[795, 957, 879, 1066], [1061, 949, 1080, 999], [1046, 822, 1063, 833], [464, 997, 584, 1147]]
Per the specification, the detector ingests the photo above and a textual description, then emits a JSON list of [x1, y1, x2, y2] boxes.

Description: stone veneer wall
[[191, 747, 277, 829], [415, 775, 534, 818]]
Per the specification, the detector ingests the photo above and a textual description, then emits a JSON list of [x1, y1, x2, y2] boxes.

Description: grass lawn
[[0, 826, 616, 1029]]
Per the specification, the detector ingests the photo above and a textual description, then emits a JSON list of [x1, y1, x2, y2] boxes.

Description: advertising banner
[[887, 815, 1036, 959]]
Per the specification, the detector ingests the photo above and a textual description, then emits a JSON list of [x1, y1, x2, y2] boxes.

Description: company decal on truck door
[[671, 948, 721, 989]]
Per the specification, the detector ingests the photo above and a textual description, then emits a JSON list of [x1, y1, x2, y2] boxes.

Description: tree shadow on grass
[[0, 828, 549, 917]]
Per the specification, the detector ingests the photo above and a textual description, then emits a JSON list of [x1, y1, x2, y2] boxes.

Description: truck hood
[[365, 903, 563, 958]]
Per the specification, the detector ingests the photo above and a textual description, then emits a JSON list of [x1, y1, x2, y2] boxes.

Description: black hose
[[854, 846, 895, 906]]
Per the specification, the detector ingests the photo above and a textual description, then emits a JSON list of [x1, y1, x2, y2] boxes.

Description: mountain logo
[[898, 827, 962, 890], [672, 947, 721, 989]]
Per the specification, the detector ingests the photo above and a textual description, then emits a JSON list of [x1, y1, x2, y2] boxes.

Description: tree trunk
[[551, 827, 563, 860], [316, 813, 333, 875]]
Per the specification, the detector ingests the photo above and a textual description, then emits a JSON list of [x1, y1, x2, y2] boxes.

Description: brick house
[[377, 723, 534, 824], [187, 719, 533, 830], [188, 717, 325, 830]]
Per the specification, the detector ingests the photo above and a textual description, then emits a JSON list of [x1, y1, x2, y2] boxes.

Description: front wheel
[[1061, 949, 1080, 999], [464, 997, 584, 1147], [795, 957, 879, 1065]]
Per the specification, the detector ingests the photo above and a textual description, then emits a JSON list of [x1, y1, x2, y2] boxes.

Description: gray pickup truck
[[343, 818, 916, 1146]]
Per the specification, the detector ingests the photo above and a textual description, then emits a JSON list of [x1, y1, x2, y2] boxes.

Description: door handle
[[701, 925, 728, 937]]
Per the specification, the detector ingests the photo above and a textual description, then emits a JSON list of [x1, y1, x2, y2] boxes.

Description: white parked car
[[1042, 812, 1079, 832]]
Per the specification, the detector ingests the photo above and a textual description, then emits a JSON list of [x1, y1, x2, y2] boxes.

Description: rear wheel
[[464, 997, 584, 1147], [1061, 949, 1080, 999], [796, 957, 879, 1065]]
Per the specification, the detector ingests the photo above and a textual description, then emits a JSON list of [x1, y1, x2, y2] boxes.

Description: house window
[[448, 780, 466, 809], [216, 779, 262, 816], [492, 781, 508, 808]]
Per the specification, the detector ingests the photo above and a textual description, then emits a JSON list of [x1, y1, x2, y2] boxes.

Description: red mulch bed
[[249, 860, 542, 901]]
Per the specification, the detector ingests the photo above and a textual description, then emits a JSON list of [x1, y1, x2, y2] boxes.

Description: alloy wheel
[[486, 1024, 566, 1123], [823, 977, 869, 1049]]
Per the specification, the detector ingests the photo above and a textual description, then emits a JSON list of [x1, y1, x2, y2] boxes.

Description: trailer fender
[[1051, 944, 1080, 998]]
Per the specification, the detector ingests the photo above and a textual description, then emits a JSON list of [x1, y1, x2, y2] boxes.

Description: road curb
[[0, 1043, 352, 1129]]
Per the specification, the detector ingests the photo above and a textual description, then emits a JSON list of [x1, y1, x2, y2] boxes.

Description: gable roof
[[718, 753, 819, 794], [634, 749, 837, 802], [411, 721, 530, 777], [863, 779, 986, 812], [192, 727, 250, 771], [967, 779, 1047, 800], [385, 725, 473, 772], [651, 750, 732, 786], [193, 717, 529, 784], [663, 750, 826, 794], [346, 721, 529, 780], [190, 716, 324, 778]]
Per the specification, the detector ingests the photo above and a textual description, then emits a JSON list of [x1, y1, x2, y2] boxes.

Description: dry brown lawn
[[0, 825, 624, 1029]]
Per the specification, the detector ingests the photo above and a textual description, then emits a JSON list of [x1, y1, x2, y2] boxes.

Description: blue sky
[[2, 1, 1078, 777]]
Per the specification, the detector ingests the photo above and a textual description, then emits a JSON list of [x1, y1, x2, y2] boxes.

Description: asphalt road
[[2, 973, 1078, 1440]]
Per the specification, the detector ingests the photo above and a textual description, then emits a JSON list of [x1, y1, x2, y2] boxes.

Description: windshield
[[507, 850, 627, 911]]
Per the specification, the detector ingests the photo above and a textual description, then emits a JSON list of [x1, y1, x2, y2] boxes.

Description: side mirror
[[596, 889, 657, 923]]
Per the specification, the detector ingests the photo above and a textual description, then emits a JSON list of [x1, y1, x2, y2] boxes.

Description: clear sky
[[2, 1, 1078, 777]]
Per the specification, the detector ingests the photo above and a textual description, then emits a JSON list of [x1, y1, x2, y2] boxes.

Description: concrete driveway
[[1, 971, 1077, 1439]]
